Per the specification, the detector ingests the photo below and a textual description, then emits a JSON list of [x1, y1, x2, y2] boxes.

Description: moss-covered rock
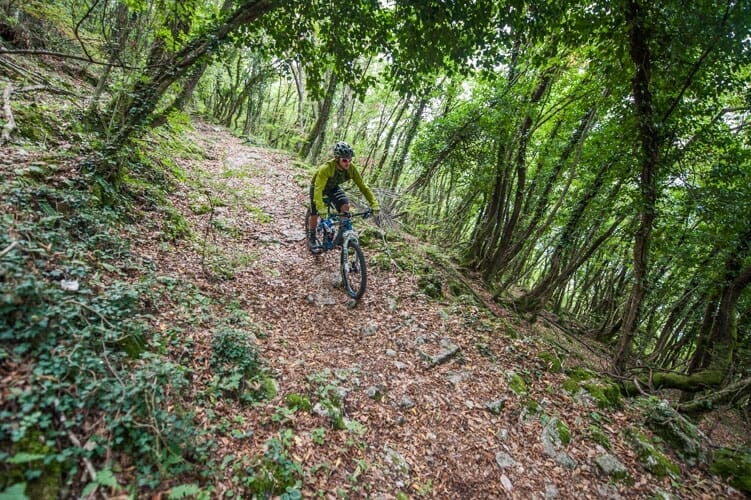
[[581, 381, 623, 409], [561, 367, 622, 408], [594, 453, 630, 481], [418, 273, 443, 299], [565, 367, 600, 382], [640, 398, 709, 466], [506, 371, 528, 396], [538, 351, 563, 373], [624, 427, 681, 479], [710, 448, 751, 494], [556, 419, 572, 445]]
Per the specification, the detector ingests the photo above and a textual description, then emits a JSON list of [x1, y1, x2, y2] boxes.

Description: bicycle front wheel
[[341, 238, 367, 299]]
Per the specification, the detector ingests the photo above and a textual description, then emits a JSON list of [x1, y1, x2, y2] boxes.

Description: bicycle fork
[[341, 230, 358, 272]]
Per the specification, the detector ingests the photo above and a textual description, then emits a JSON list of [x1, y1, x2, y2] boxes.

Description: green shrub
[[210, 327, 269, 404], [0, 175, 207, 491]]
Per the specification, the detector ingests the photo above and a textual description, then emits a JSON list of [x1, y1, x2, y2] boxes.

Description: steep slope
[[122, 120, 740, 498], [1, 49, 745, 497]]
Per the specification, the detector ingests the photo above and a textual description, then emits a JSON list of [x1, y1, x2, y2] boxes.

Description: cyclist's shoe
[[308, 232, 322, 254]]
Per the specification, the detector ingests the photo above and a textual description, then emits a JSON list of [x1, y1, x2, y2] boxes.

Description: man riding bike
[[308, 141, 380, 254]]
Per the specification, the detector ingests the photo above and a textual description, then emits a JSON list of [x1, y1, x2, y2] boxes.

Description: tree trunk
[[87, 2, 131, 117], [613, 0, 660, 374], [678, 376, 751, 416], [368, 95, 408, 181], [300, 70, 337, 163], [466, 64, 556, 278], [388, 97, 427, 190]]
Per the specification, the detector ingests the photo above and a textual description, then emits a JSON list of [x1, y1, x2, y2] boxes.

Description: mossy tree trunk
[[679, 376, 751, 416], [613, 0, 660, 375]]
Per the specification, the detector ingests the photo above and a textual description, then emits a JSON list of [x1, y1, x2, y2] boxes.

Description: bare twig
[[17, 84, 79, 97], [57, 409, 99, 499], [0, 54, 48, 84], [201, 189, 216, 275], [73, 0, 101, 63], [0, 241, 19, 259]]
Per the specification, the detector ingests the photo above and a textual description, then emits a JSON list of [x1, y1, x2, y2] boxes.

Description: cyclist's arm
[[351, 165, 379, 210], [312, 164, 332, 215]]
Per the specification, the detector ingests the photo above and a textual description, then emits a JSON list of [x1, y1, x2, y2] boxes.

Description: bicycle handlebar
[[328, 209, 372, 220]]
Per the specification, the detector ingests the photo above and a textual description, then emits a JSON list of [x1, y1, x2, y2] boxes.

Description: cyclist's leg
[[327, 186, 350, 245], [307, 185, 322, 253], [327, 185, 349, 214], [309, 185, 320, 228]]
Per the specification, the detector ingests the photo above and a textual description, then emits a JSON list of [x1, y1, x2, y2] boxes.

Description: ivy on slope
[[0, 164, 266, 497]]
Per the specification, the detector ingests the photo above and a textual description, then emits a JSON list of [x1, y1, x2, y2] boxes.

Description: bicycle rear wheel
[[341, 238, 367, 299]]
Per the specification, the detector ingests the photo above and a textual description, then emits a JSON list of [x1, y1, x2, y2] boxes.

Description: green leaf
[[169, 484, 203, 499], [0, 483, 28, 500], [6, 453, 45, 464], [81, 482, 97, 498], [95, 469, 118, 488]]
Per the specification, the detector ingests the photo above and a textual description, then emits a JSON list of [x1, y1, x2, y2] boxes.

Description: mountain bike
[[305, 203, 371, 300]]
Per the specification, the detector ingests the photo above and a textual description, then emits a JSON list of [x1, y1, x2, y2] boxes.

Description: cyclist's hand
[[340, 211, 352, 218]]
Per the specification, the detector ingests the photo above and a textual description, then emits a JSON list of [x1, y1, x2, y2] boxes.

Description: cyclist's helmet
[[333, 141, 354, 159]]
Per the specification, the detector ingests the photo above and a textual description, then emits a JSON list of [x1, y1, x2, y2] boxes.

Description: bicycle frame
[[308, 203, 370, 299], [320, 210, 369, 252]]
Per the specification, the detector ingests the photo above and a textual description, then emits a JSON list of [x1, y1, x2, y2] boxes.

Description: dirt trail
[[136, 121, 736, 499]]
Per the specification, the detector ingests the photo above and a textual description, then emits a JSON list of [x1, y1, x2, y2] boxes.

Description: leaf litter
[[126, 121, 744, 499]]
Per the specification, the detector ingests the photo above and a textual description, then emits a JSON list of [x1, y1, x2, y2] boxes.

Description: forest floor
[[124, 120, 747, 499]]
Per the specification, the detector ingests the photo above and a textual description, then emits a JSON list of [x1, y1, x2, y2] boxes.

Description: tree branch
[[0, 48, 143, 70], [73, 0, 100, 63]]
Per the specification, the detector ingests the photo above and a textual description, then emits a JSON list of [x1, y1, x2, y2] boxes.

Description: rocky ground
[[123, 120, 745, 499]]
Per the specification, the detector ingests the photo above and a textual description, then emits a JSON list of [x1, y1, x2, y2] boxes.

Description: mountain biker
[[308, 141, 380, 254]]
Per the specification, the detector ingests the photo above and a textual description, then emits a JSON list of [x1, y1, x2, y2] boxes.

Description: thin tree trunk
[[388, 97, 427, 190], [613, 0, 660, 374], [300, 71, 337, 162]]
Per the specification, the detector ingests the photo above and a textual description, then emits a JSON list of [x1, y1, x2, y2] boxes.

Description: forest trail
[[133, 121, 738, 499]]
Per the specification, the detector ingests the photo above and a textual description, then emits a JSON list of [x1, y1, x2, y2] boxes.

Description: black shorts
[[309, 185, 348, 215]]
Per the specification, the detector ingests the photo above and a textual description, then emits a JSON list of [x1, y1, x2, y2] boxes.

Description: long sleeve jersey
[[311, 159, 379, 215]]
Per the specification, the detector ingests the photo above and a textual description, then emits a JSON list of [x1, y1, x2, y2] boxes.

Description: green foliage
[[209, 327, 270, 404], [2, 430, 61, 499], [246, 431, 303, 498], [710, 448, 751, 494], [506, 371, 528, 396], [588, 425, 611, 450], [556, 420, 572, 446], [284, 393, 312, 412], [538, 352, 563, 373], [0, 174, 207, 492], [310, 428, 327, 446]]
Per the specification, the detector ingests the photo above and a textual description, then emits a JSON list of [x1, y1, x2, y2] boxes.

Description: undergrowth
[[0, 118, 274, 497]]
